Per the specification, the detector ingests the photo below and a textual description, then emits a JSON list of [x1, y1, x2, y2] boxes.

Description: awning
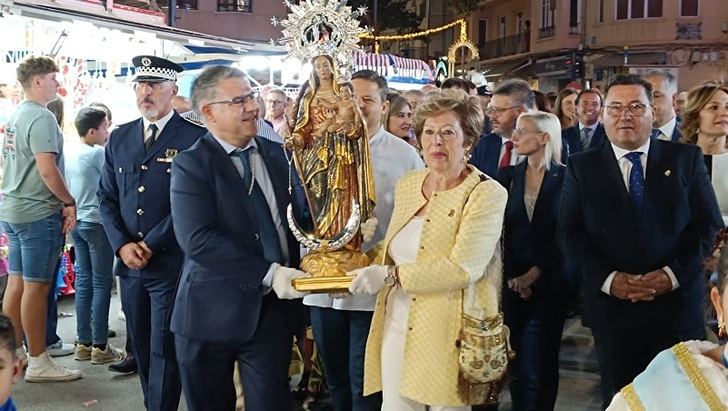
[[3, 0, 283, 54], [591, 52, 667, 67], [481, 57, 531, 79], [353, 52, 434, 84]]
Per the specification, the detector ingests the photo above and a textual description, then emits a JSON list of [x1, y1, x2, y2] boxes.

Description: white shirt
[[211, 134, 290, 289], [385, 216, 424, 332], [499, 136, 523, 167], [142, 109, 175, 143], [656, 116, 677, 141], [601, 139, 679, 295], [304, 126, 424, 311]]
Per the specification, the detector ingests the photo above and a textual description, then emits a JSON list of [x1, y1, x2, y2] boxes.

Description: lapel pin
[[448, 209, 455, 217], [664, 170, 671, 176]]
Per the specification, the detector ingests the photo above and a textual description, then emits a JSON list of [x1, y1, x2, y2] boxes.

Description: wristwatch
[[63, 199, 76, 208]]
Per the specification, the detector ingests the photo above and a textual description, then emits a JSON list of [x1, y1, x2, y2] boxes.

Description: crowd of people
[[0, 51, 727, 411]]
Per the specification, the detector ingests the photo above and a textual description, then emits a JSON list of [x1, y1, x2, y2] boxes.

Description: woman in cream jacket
[[348, 89, 508, 410]]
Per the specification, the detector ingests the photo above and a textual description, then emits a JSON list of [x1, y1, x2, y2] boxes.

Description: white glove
[[360, 217, 378, 243], [272, 266, 310, 299], [347, 265, 387, 295]]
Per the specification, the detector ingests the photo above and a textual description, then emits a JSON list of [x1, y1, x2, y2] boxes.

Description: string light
[[359, 19, 465, 41]]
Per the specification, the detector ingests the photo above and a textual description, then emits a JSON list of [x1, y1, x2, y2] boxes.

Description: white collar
[[369, 125, 387, 145], [579, 122, 598, 131], [611, 137, 651, 161], [212, 134, 259, 155], [142, 109, 175, 134], [657, 116, 677, 138]]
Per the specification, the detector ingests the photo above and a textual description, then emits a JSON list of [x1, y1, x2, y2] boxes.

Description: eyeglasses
[[208, 91, 259, 107], [513, 127, 542, 137], [485, 105, 521, 116], [604, 103, 650, 117], [266, 100, 286, 106]]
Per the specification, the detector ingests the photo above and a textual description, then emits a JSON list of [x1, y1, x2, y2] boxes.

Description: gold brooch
[[664, 170, 671, 176], [157, 148, 178, 163]]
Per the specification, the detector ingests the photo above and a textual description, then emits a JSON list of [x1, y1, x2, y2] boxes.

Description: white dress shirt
[[304, 126, 424, 311], [141, 109, 175, 143], [211, 134, 290, 288], [656, 116, 677, 141], [601, 139, 679, 295]]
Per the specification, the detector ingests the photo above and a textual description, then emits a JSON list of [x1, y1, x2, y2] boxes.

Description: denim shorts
[[1, 213, 63, 283]]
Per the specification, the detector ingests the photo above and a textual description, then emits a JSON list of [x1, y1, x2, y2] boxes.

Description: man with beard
[[99, 55, 206, 411], [562, 89, 606, 155], [469, 78, 535, 177]]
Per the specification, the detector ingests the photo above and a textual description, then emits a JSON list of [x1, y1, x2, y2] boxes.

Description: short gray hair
[[644, 69, 677, 95], [191, 66, 247, 114], [494, 78, 536, 110]]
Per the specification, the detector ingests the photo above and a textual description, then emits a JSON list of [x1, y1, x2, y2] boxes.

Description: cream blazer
[[363, 166, 507, 405]]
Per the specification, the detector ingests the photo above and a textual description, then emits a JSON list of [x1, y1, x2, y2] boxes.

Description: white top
[[304, 126, 424, 311], [141, 109, 174, 143], [710, 153, 728, 225], [384, 216, 424, 333], [656, 116, 677, 141], [601, 139, 679, 294], [524, 193, 537, 222]]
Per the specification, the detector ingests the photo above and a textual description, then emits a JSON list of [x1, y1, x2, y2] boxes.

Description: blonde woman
[[347, 89, 507, 410]]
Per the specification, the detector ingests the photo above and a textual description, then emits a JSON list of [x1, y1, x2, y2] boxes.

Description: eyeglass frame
[[603, 102, 651, 118], [207, 91, 259, 107], [512, 126, 544, 137], [485, 104, 522, 116], [265, 99, 286, 106]]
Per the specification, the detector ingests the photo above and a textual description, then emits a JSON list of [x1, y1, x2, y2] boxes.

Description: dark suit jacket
[[562, 123, 607, 156], [99, 111, 206, 279], [557, 140, 723, 332], [470, 132, 501, 178], [169, 133, 306, 343], [498, 162, 566, 300]]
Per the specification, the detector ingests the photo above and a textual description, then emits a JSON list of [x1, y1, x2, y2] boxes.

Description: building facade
[[467, 0, 728, 92]]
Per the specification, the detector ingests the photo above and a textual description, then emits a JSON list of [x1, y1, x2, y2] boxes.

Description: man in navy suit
[[645, 69, 682, 142], [557, 74, 723, 407], [98, 56, 206, 411], [470, 79, 535, 177], [561, 88, 607, 156], [170, 65, 309, 411]]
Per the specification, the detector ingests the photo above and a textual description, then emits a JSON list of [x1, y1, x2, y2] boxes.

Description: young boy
[[0, 313, 22, 410]]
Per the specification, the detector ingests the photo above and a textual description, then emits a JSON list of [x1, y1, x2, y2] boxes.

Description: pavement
[[11, 295, 602, 411]]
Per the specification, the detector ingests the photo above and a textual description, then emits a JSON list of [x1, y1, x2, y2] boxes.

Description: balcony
[[478, 32, 530, 60], [539, 25, 555, 39]]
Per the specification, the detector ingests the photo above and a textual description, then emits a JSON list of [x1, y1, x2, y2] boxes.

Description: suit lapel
[[589, 123, 606, 150], [531, 164, 561, 225], [642, 140, 666, 232], [204, 133, 258, 224], [382, 172, 428, 251], [594, 143, 640, 232], [509, 163, 530, 223], [143, 111, 182, 162]]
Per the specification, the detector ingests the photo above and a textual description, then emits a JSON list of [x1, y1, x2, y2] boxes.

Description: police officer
[[99, 55, 206, 411]]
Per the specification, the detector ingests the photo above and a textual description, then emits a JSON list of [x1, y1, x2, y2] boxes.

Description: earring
[[719, 318, 726, 338], [463, 152, 472, 162]]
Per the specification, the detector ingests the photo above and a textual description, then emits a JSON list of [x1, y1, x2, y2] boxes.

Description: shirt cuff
[[261, 262, 279, 294], [601, 271, 617, 295], [662, 266, 679, 290]]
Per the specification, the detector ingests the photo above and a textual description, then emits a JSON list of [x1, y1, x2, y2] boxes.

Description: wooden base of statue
[[293, 249, 370, 293]]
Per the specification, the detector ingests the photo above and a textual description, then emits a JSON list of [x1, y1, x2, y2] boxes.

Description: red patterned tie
[[499, 140, 513, 169]]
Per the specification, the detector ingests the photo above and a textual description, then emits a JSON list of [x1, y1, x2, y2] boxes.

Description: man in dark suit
[[169, 65, 309, 411], [98, 56, 206, 411], [561, 88, 607, 156], [470, 78, 535, 177], [645, 69, 682, 142], [557, 73, 723, 407]]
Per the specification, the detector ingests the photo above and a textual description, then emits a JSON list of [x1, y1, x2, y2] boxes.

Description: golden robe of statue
[[286, 54, 376, 290]]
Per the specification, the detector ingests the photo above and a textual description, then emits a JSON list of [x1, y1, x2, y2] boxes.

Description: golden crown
[[273, 0, 367, 81]]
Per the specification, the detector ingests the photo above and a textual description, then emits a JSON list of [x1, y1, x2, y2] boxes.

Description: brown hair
[[383, 93, 411, 133], [16, 56, 58, 90], [680, 82, 728, 145], [413, 88, 483, 152], [553, 88, 578, 126]]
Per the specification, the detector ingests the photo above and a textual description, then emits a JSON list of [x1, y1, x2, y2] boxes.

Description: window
[[478, 19, 488, 45], [156, 0, 198, 10], [598, 0, 604, 22], [541, 0, 554, 29], [516, 12, 523, 35], [616, 0, 662, 20], [217, 0, 251, 12], [569, 0, 581, 33], [680, 0, 698, 16], [499, 15, 506, 38]]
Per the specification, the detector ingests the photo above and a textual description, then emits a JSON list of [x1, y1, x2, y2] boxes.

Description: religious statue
[[286, 54, 376, 292]]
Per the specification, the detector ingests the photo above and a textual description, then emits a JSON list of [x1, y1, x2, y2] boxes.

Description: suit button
[[137, 208, 144, 215], [118, 167, 123, 173], [138, 232, 144, 238], [167, 168, 171, 174], [138, 186, 145, 193], [141, 165, 148, 170], [425, 219, 431, 223], [254, 234, 260, 240]]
